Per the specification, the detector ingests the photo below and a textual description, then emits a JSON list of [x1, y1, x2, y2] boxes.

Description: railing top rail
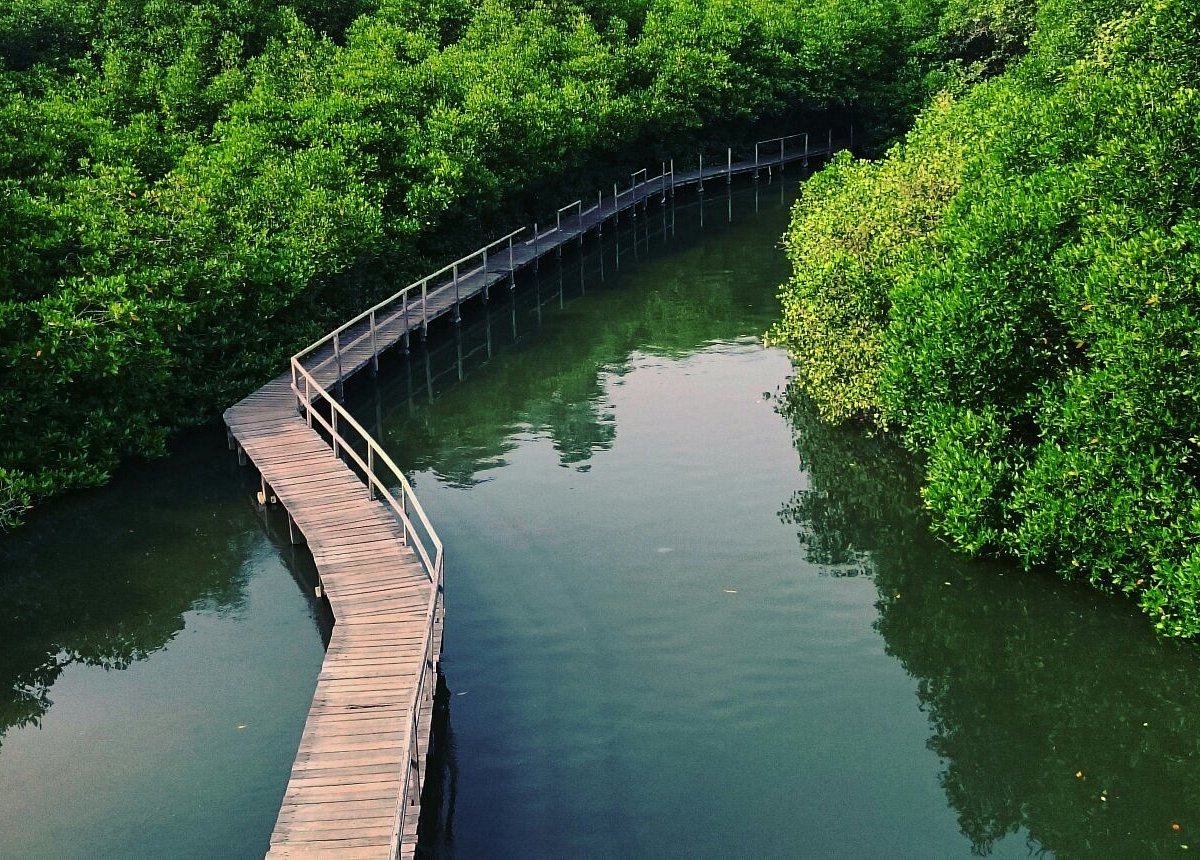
[[756, 131, 810, 147], [557, 200, 582, 216], [293, 226, 528, 364]]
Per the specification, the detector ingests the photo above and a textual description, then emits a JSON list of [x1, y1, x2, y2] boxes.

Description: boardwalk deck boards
[[225, 134, 841, 858]]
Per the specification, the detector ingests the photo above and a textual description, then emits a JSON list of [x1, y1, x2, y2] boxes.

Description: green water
[[1, 177, 1198, 858], [0, 432, 326, 858], [353, 181, 1200, 858]]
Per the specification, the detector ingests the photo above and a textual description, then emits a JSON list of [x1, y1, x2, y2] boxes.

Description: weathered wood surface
[[226, 377, 440, 860], [226, 135, 841, 858]]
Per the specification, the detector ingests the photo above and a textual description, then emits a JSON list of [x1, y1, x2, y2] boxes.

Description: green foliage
[[775, 0, 1200, 634], [769, 95, 968, 423], [1, 0, 942, 525]]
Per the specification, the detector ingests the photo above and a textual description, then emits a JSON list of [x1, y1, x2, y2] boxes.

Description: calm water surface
[[351, 182, 1200, 858], [1, 177, 1198, 858]]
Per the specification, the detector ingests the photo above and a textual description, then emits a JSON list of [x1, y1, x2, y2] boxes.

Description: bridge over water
[[224, 130, 846, 858]]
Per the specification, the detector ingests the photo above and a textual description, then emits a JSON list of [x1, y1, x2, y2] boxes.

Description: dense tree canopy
[[773, 0, 1200, 634], [1, 0, 941, 526]]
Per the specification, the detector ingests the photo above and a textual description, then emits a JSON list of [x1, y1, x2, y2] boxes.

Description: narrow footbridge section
[[225, 130, 846, 858]]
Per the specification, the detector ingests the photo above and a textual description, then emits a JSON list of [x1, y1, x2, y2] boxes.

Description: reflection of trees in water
[[366, 209, 779, 487], [0, 431, 254, 747], [778, 385, 1200, 857]]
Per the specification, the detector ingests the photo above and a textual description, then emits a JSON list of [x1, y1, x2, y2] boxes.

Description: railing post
[[422, 279, 429, 336], [828, 127, 833, 154], [370, 310, 379, 373], [452, 263, 460, 323], [698, 152, 703, 190], [577, 200, 583, 244], [332, 407, 339, 460], [597, 190, 603, 235], [508, 234, 515, 288], [754, 142, 759, 178], [727, 147, 732, 184], [333, 332, 344, 400], [402, 289, 411, 350], [804, 132, 809, 168], [305, 373, 312, 427], [780, 137, 785, 171], [482, 247, 489, 301], [293, 362, 302, 416], [850, 123, 854, 152], [368, 446, 376, 500], [670, 159, 675, 196]]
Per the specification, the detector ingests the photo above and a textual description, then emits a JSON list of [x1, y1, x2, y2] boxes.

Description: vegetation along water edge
[[771, 0, 1200, 635]]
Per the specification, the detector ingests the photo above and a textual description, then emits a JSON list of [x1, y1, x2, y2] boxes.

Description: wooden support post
[[455, 325, 464, 382], [237, 444, 246, 466], [287, 515, 303, 546], [257, 475, 276, 506], [226, 428, 235, 451]]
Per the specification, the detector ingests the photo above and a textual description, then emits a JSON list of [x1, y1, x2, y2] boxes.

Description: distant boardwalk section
[[224, 129, 847, 857]]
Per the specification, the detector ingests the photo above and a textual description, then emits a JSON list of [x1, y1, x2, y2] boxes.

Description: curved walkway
[[225, 131, 845, 858]]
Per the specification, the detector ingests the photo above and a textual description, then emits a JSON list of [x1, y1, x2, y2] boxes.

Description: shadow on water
[[778, 389, 1200, 858]]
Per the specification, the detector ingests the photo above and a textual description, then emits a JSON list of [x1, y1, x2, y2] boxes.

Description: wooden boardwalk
[[225, 130, 845, 858]]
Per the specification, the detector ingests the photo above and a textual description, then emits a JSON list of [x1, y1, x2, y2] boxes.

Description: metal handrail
[[294, 227, 527, 366], [290, 361, 444, 578]]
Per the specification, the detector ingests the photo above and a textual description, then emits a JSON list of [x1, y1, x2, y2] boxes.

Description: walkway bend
[[225, 129, 847, 858]]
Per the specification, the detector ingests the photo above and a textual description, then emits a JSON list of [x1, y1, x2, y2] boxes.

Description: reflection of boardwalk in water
[[224, 131, 846, 858]]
